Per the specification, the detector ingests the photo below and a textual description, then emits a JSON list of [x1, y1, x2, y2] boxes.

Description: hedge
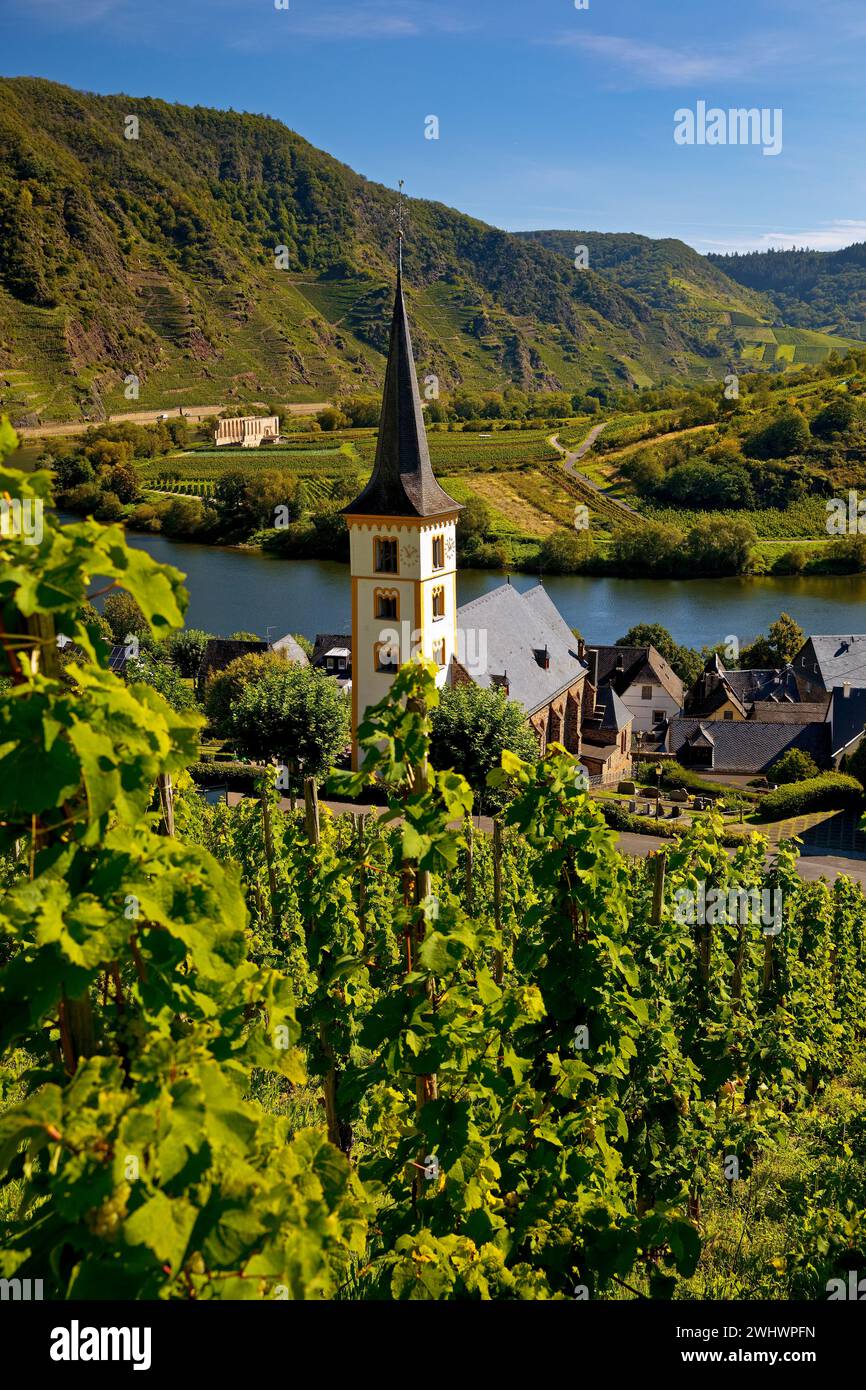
[[755, 773, 864, 822], [188, 760, 267, 789], [639, 760, 759, 801]]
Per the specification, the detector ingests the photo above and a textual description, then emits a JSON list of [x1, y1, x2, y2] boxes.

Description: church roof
[[455, 582, 587, 716], [342, 264, 460, 520]]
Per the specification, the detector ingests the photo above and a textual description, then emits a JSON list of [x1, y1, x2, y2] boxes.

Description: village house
[[582, 642, 684, 734], [686, 654, 827, 721], [791, 635, 866, 699]]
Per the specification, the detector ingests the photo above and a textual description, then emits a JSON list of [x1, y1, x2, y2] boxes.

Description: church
[[340, 253, 633, 780]]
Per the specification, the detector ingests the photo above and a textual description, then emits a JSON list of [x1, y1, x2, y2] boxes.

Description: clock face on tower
[[399, 541, 419, 568]]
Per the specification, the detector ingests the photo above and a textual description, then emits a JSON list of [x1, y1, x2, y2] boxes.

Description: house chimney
[[577, 637, 586, 661], [588, 648, 599, 688], [843, 681, 852, 699], [615, 653, 625, 671]]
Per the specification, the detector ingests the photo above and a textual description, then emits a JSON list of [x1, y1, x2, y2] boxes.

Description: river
[[115, 530, 866, 650]]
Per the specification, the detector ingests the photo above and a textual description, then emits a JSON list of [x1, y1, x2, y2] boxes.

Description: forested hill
[[517, 229, 773, 319], [708, 244, 866, 338], [0, 77, 856, 423]]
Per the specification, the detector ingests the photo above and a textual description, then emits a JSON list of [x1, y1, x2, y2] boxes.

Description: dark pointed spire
[[343, 204, 460, 520]]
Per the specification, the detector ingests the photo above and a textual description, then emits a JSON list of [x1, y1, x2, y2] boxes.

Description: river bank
[[111, 524, 866, 651]]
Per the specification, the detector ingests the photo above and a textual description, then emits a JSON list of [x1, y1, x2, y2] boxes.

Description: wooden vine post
[[492, 818, 504, 985], [303, 776, 344, 1153], [464, 815, 474, 912], [650, 851, 666, 926], [405, 687, 438, 1197], [259, 774, 279, 932], [357, 811, 367, 938]]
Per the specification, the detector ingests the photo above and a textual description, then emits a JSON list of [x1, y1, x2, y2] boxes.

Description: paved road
[[225, 793, 866, 886], [19, 401, 331, 439], [549, 427, 642, 519]]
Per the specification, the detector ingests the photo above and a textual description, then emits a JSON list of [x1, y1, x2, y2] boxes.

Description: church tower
[[343, 249, 461, 768]]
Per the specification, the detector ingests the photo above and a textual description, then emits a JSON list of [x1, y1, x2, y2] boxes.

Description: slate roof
[[593, 685, 632, 733], [749, 702, 830, 725], [590, 644, 684, 707], [270, 633, 310, 666], [312, 634, 353, 670], [828, 686, 866, 756], [455, 582, 587, 716], [793, 635, 866, 691], [686, 660, 806, 717], [342, 264, 460, 520], [667, 718, 831, 773]]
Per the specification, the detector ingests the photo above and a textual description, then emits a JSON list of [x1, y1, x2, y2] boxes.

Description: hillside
[[708, 244, 866, 339], [0, 77, 853, 426], [519, 230, 858, 375]]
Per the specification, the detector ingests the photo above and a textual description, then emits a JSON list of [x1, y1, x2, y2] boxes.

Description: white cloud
[[694, 221, 866, 253], [546, 31, 801, 88]]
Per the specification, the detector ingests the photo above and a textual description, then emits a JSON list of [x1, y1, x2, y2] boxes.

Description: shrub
[[769, 748, 820, 784], [756, 774, 863, 821]]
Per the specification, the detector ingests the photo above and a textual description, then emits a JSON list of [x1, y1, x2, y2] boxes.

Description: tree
[[128, 653, 199, 712], [769, 748, 819, 784], [103, 590, 148, 643], [204, 650, 288, 735], [458, 495, 493, 547], [214, 469, 249, 512], [740, 613, 805, 668], [106, 461, 141, 504], [811, 397, 855, 440], [661, 461, 754, 510], [684, 518, 756, 576], [430, 684, 539, 812], [94, 490, 125, 522], [229, 666, 350, 779], [745, 408, 810, 459], [162, 627, 212, 678], [244, 469, 297, 528], [339, 395, 380, 427], [162, 497, 208, 537], [316, 406, 350, 432], [609, 521, 683, 576], [539, 528, 594, 574]]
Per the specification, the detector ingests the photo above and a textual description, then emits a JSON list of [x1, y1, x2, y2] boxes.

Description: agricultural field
[[643, 496, 830, 540]]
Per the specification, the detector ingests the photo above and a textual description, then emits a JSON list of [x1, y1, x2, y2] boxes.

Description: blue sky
[[1, 0, 864, 253]]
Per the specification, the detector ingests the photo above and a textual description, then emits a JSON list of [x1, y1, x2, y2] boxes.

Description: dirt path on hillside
[[549, 427, 642, 520]]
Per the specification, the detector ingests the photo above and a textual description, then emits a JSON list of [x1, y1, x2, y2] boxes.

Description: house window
[[723, 710, 734, 721], [375, 641, 398, 673], [641, 686, 653, 700], [620, 730, 627, 753], [432, 534, 445, 570], [432, 638, 446, 667], [375, 537, 398, 574], [432, 584, 445, 619], [375, 589, 398, 620], [652, 710, 664, 725]]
